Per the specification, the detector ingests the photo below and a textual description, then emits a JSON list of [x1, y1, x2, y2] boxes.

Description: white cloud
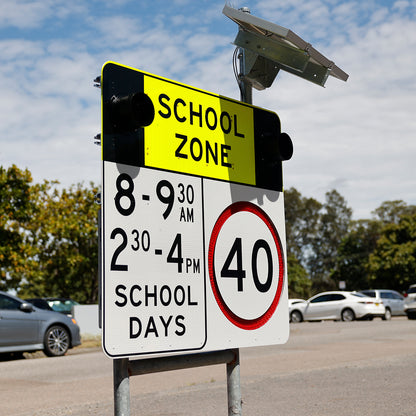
[[185, 33, 231, 58], [91, 16, 145, 48], [0, 0, 86, 29], [0, 0, 54, 28], [1, 0, 416, 220]]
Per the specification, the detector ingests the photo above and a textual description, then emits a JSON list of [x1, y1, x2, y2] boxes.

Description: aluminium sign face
[[100, 62, 289, 358]]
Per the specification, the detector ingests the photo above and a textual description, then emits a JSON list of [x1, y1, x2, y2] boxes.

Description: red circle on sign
[[208, 201, 285, 330]]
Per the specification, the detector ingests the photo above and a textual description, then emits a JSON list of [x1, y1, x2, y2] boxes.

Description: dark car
[[0, 291, 81, 357], [25, 297, 79, 316]]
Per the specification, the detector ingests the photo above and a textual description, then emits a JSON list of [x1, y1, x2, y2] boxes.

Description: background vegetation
[[1, 164, 415, 302], [0, 165, 99, 303]]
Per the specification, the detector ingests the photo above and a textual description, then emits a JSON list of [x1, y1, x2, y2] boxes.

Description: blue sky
[[1, 0, 416, 219]]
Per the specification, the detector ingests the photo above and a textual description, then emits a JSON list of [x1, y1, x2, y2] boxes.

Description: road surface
[[1, 317, 415, 415]]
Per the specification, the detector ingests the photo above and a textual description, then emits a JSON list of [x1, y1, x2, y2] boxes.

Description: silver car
[[0, 291, 81, 357], [359, 289, 406, 320]]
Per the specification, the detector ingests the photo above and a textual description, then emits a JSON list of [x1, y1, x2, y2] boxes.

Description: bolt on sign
[[100, 62, 293, 358]]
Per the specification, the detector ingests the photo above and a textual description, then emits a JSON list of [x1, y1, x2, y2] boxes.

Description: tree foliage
[[331, 219, 382, 291], [284, 187, 322, 265], [308, 190, 352, 292], [285, 188, 352, 294], [0, 165, 35, 290], [17, 182, 100, 303], [373, 200, 416, 225], [332, 200, 416, 292], [368, 213, 416, 291], [287, 253, 311, 299], [1, 165, 99, 303]]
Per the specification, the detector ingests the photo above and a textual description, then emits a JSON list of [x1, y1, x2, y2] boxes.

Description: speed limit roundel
[[208, 201, 285, 330]]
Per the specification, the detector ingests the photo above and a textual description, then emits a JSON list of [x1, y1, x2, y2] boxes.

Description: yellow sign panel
[[102, 62, 286, 191], [143, 75, 256, 185]]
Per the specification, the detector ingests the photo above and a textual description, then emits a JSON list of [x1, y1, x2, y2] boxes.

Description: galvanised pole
[[114, 358, 130, 416], [225, 8, 254, 416], [227, 348, 242, 415]]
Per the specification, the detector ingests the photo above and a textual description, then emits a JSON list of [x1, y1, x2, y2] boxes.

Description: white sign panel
[[203, 179, 289, 352], [102, 163, 207, 357], [101, 161, 288, 358]]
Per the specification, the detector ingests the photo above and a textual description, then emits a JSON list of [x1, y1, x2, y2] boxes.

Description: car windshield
[[47, 300, 78, 313], [408, 287, 416, 294]]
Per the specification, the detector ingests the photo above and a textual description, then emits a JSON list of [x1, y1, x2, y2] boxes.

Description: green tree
[[284, 188, 352, 295], [368, 213, 416, 291], [17, 182, 100, 303], [308, 189, 352, 292], [287, 253, 311, 299], [373, 200, 416, 225], [331, 219, 382, 291], [0, 165, 35, 291], [284, 187, 321, 298], [332, 200, 416, 291], [284, 187, 322, 264]]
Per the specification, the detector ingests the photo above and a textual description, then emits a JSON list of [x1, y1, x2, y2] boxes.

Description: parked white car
[[288, 291, 386, 322], [289, 299, 307, 323], [404, 284, 416, 319]]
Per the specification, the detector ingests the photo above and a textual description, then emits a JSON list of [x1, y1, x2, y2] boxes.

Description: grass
[[79, 334, 102, 348], [72, 334, 102, 351]]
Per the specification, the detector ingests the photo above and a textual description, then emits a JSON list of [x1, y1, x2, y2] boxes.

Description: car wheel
[[341, 308, 355, 322], [382, 308, 392, 321], [407, 312, 416, 320], [44, 325, 70, 357], [290, 310, 303, 323]]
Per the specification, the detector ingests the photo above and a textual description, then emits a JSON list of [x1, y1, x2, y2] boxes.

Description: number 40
[[221, 238, 273, 293]]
